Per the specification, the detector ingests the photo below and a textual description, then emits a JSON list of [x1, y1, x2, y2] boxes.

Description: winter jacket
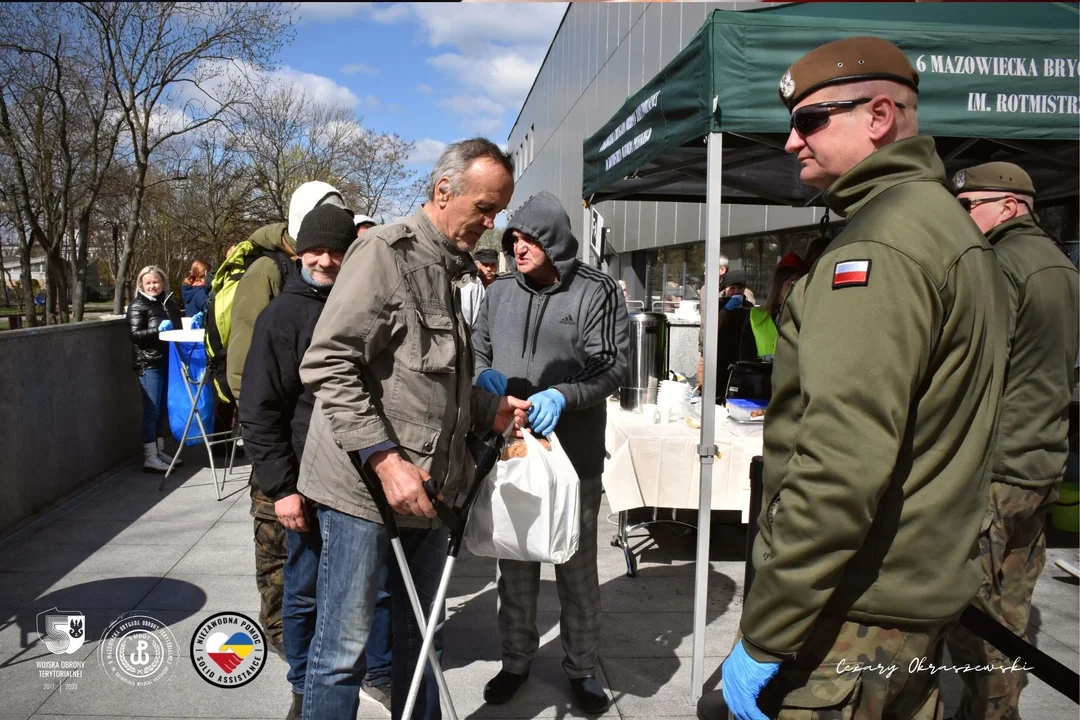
[[298, 207, 503, 529], [985, 214, 1080, 488], [239, 268, 329, 502], [181, 272, 213, 317], [127, 289, 184, 374], [226, 222, 295, 403], [741, 136, 1008, 663], [472, 191, 629, 478]]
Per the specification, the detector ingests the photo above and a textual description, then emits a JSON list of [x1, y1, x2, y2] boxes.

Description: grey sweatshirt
[[471, 192, 629, 477]]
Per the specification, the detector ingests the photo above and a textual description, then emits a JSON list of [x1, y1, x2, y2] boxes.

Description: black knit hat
[[295, 205, 356, 255]]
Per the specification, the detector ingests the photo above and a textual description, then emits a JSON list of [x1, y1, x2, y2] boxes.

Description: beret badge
[[779, 69, 795, 100]]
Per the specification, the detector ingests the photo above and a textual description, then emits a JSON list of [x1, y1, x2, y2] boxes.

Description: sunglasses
[[790, 97, 906, 135], [956, 196, 1011, 212]]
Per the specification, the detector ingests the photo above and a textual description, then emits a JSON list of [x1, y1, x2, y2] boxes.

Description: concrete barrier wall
[[0, 319, 141, 533]]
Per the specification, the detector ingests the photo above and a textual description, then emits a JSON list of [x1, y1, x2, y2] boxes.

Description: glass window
[[684, 243, 704, 301]]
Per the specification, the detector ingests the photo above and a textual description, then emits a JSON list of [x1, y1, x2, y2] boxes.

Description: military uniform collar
[[823, 136, 947, 220], [412, 206, 476, 281], [985, 213, 1044, 247]]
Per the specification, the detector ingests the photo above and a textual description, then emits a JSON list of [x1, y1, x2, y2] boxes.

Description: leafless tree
[[77, 1, 295, 314]]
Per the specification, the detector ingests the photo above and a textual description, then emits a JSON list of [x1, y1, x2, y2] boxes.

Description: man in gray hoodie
[[471, 191, 629, 715]]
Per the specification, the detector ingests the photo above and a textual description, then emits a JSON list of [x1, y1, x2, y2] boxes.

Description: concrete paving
[[0, 452, 1076, 719]]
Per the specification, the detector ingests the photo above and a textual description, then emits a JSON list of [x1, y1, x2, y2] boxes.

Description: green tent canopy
[[582, 2, 1080, 206]]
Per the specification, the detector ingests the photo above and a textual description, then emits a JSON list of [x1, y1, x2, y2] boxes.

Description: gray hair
[[134, 265, 168, 294], [428, 138, 513, 201], [719, 255, 729, 269]]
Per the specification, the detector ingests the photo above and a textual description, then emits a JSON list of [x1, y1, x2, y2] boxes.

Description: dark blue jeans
[[284, 511, 393, 695], [303, 507, 447, 720], [137, 366, 168, 443]]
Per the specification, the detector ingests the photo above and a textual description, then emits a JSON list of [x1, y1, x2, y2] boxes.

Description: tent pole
[[692, 131, 723, 703]]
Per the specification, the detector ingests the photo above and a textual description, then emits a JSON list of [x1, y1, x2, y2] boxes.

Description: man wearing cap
[[239, 204, 357, 719], [946, 163, 1079, 720], [354, 214, 377, 237], [460, 248, 499, 328], [698, 37, 1008, 720]]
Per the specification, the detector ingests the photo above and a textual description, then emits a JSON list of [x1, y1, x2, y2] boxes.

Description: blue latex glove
[[527, 388, 566, 437], [158, 319, 174, 333], [720, 640, 780, 720], [476, 369, 508, 395], [723, 295, 745, 311], [191, 311, 205, 329]]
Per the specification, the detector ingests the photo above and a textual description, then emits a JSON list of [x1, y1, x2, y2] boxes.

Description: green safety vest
[[748, 308, 778, 358]]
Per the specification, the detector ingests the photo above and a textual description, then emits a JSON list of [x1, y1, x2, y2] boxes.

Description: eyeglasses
[[789, 97, 906, 135], [956, 196, 1011, 212]]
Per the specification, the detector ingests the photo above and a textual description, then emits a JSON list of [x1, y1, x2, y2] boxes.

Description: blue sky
[[274, 2, 569, 171]]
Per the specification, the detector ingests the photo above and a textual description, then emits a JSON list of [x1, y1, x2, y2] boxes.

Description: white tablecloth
[[602, 398, 763, 522]]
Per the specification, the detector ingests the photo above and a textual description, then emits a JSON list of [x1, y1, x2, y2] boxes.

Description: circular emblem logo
[[954, 169, 967, 189], [190, 612, 266, 688], [98, 614, 177, 687], [779, 69, 795, 99]]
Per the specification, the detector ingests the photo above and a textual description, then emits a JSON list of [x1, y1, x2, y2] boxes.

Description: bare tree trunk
[[111, 162, 145, 315], [72, 209, 90, 321], [19, 253, 35, 326]]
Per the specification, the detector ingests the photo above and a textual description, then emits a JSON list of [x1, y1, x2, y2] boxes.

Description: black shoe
[[286, 692, 303, 720], [569, 676, 610, 715], [483, 669, 529, 705], [696, 689, 727, 720]]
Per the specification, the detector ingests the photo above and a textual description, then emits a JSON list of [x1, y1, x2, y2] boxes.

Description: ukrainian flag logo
[[191, 613, 266, 688]]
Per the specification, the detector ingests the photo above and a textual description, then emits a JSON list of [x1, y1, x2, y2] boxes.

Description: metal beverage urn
[[620, 312, 669, 411]]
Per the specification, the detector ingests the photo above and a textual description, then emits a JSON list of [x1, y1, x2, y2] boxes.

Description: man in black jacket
[[240, 205, 378, 719]]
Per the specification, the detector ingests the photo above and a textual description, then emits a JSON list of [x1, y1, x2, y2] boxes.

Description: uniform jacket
[[987, 214, 1080, 488], [239, 269, 329, 502], [298, 207, 502, 529], [225, 222, 295, 403], [472, 191, 629, 478], [741, 136, 1009, 663], [127, 290, 183, 373]]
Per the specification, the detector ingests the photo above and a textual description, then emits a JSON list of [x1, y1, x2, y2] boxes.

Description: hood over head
[[501, 191, 578, 290], [289, 181, 345, 241]]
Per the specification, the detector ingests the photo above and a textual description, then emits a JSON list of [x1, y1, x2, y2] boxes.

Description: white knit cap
[[288, 181, 344, 241], [354, 214, 376, 227]]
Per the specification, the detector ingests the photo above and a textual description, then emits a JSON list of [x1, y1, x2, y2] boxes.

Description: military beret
[[779, 36, 919, 110], [952, 162, 1035, 197], [473, 248, 499, 264]]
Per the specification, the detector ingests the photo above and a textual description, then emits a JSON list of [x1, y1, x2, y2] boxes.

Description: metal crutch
[[348, 424, 512, 720]]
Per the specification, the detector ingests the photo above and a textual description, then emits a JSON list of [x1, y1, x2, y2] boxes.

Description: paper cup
[[642, 403, 658, 424], [181, 317, 193, 330]]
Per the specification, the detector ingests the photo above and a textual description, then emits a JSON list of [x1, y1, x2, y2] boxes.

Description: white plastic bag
[[465, 430, 580, 564]]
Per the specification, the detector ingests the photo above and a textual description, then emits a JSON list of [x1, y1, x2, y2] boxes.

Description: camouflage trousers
[[700, 618, 953, 719], [251, 481, 286, 648], [945, 481, 1059, 720]]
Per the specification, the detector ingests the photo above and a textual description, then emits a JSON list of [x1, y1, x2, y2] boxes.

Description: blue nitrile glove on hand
[[723, 295, 745, 311], [158, 319, 174, 333], [720, 640, 780, 720], [527, 388, 566, 437], [476, 369, 508, 395], [191, 311, 205, 329]]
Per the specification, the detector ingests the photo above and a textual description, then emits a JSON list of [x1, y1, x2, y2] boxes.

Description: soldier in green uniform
[[697, 36, 1009, 720], [945, 162, 1080, 720]]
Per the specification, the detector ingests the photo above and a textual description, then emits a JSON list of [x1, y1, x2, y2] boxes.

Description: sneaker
[[483, 669, 529, 705], [569, 676, 610, 715], [359, 682, 392, 715]]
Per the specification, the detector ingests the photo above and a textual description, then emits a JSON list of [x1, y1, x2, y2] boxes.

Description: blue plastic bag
[[167, 339, 215, 447]]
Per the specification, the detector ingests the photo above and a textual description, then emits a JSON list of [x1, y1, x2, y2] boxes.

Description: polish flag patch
[[832, 260, 872, 289]]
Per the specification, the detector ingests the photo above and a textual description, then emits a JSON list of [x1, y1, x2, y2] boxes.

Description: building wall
[[0, 320, 142, 533], [507, 1, 823, 272]]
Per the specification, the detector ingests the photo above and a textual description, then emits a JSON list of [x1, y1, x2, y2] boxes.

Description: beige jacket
[[298, 207, 501, 528]]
